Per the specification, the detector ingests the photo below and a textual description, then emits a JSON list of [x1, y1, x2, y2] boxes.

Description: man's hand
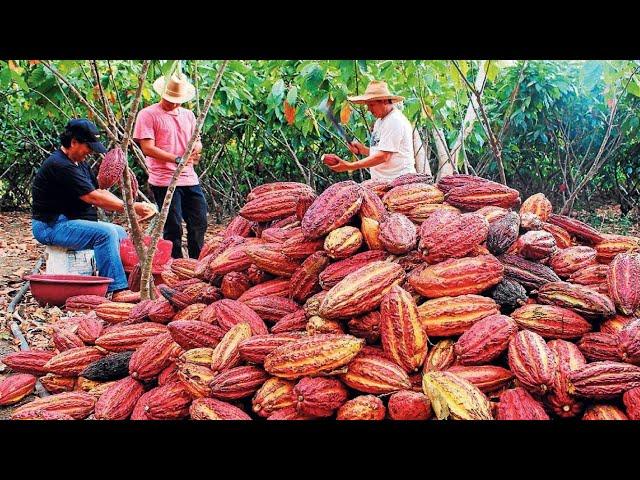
[[187, 140, 203, 165], [133, 202, 158, 221], [348, 140, 367, 156], [328, 158, 356, 173]]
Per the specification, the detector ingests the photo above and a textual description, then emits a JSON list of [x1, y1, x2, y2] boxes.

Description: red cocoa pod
[[540, 222, 573, 249], [569, 264, 610, 288], [582, 404, 629, 420], [210, 323, 253, 375], [12, 410, 74, 420], [238, 278, 291, 302], [514, 230, 557, 261], [608, 253, 640, 316], [601, 315, 635, 335], [170, 258, 199, 280], [76, 314, 104, 345], [94, 376, 144, 420], [238, 332, 308, 364], [209, 365, 269, 400], [95, 302, 137, 324], [147, 298, 177, 324], [261, 226, 300, 244], [595, 234, 640, 264], [202, 299, 269, 335], [44, 347, 104, 377], [546, 339, 586, 418], [11, 391, 96, 420], [127, 299, 153, 324], [341, 353, 412, 394], [220, 271, 251, 300], [267, 405, 314, 420], [301, 180, 364, 239], [498, 253, 561, 291], [303, 291, 329, 318], [295, 191, 318, 221], [510, 304, 592, 340], [387, 390, 432, 420], [496, 387, 550, 420], [65, 294, 110, 312], [359, 186, 388, 222], [519, 193, 552, 222], [347, 311, 381, 344], [436, 174, 493, 194], [158, 364, 179, 386], [189, 397, 252, 420], [421, 210, 490, 262], [1, 350, 55, 376], [378, 213, 418, 255], [111, 289, 141, 303], [0, 374, 37, 406], [537, 281, 616, 319], [547, 213, 605, 245], [173, 303, 207, 322], [454, 314, 518, 365], [382, 183, 445, 222], [252, 377, 295, 418], [289, 252, 331, 303], [618, 319, 640, 364], [380, 285, 428, 372], [424, 339, 456, 372], [271, 310, 308, 334], [95, 323, 168, 352], [390, 173, 433, 188], [167, 320, 225, 349], [40, 373, 76, 394], [319, 250, 390, 290], [417, 294, 500, 337], [158, 285, 198, 311], [222, 215, 254, 239], [446, 365, 514, 393], [243, 296, 301, 323], [280, 230, 325, 260], [549, 246, 598, 278], [97, 147, 125, 189], [444, 182, 521, 211], [292, 376, 349, 417], [247, 264, 273, 285], [568, 361, 640, 399], [336, 395, 386, 420], [577, 332, 623, 362], [129, 332, 179, 381], [207, 242, 256, 277], [476, 205, 510, 225], [245, 242, 302, 278], [622, 386, 640, 420], [51, 326, 85, 352], [177, 363, 215, 399], [508, 330, 557, 396], [241, 187, 311, 222], [142, 382, 192, 420], [306, 316, 344, 336]]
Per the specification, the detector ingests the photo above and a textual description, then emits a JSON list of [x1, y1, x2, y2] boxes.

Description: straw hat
[[347, 80, 404, 104], [153, 73, 196, 103]]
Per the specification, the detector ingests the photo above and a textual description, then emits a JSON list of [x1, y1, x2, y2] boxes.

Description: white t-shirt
[[368, 108, 417, 181]]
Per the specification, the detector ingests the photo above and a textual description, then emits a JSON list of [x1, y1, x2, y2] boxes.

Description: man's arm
[[329, 150, 392, 173], [80, 189, 156, 220], [138, 138, 202, 165]]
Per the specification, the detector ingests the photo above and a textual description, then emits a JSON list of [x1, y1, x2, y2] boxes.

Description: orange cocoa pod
[[444, 182, 520, 211], [508, 330, 557, 396], [324, 226, 363, 259], [336, 395, 386, 420], [519, 193, 552, 221], [347, 311, 381, 344], [190, 397, 252, 420], [173, 303, 207, 322], [582, 404, 629, 420], [340, 353, 412, 394], [446, 365, 514, 393], [382, 183, 445, 222], [11, 391, 95, 420], [359, 186, 388, 222], [289, 251, 331, 304], [360, 216, 384, 251], [209, 365, 269, 400], [40, 373, 76, 394], [549, 246, 598, 278], [417, 294, 499, 337], [547, 213, 605, 245], [306, 316, 344, 336], [424, 339, 456, 372], [221, 271, 252, 300], [177, 363, 215, 399], [147, 298, 176, 324], [95, 302, 136, 324], [600, 315, 635, 335], [420, 210, 489, 262], [301, 180, 364, 239], [545, 339, 586, 418], [388, 390, 432, 420], [595, 234, 640, 264], [252, 377, 295, 418], [129, 332, 179, 381], [210, 323, 253, 374], [44, 346, 104, 377], [245, 242, 302, 278]]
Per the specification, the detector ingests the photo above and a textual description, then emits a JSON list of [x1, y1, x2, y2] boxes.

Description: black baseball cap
[[65, 119, 107, 154]]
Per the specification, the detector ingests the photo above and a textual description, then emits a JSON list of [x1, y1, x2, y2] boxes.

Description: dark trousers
[[150, 184, 208, 259]]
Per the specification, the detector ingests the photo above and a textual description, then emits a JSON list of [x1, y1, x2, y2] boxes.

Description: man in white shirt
[[325, 80, 418, 181]]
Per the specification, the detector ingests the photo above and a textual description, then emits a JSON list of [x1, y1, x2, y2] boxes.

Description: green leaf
[[10, 70, 28, 91], [580, 61, 603, 91], [270, 79, 285, 101], [459, 60, 469, 77], [626, 78, 640, 98], [286, 86, 298, 106], [485, 61, 500, 83]]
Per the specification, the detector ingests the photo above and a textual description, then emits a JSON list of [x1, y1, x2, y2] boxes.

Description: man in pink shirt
[[133, 73, 207, 259]]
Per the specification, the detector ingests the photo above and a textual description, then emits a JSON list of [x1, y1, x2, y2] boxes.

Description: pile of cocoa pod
[[2, 173, 640, 420]]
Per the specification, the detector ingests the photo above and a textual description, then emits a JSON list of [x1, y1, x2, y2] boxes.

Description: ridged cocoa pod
[[40, 373, 76, 394], [158, 285, 199, 311], [220, 272, 251, 300], [12, 410, 75, 420], [280, 230, 325, 260], [0, 374, 37, 406], [264, 333, 364, 380], [422, 370, 493, 420], [170, 258, 199, 280], [51, 326, 85, 352], [424, 339, 456, 372], [252, 377, 295, 418], [320, 261, 405, 319], [417, 295, 500, 337], [568, 361, 640, 399], [209, 365, 269, 400], [618, 319, 640, 364], [498, 253, 561, 291], [76, 314, 104, 344], [595, 234, 640, 264], [266, 405, 314, 420], [497, 387, 549, 420], [167, 320, 225, 350], [359, 186, 388, 222], [360, 217, 383, 251], [418, 210, 487, 262], [445, 182, 521, 211], [141, 382, 192, 420], [246, 182, 314, 202], [222, 215, 253, 239], [387, 390, 432, 420], [271, 310, 308, 334], [341, 353, 412, 394], [202, 299, 269, 336], [207, 242, 255, 277], [292, 376, 349, 417], [319, 250, 389, 290], [261, 226, 299, 244], [95, 323, 168, 352], [549, 246, 598, 278], [111, 289, 141, 303], [510, 304, 592, 340], [540, 222, 572, 249], [382, 184, 445, 223], [324, 226, 363, 259], [244, 296, 301, 323], [508, 330, 557, 396], [295, 191, 318, 221], [390, 173, 433, 187], [577, 332, 623, 362], [519, 193, 552, 221], [547, 213, 605, 245], [348, 311, 381, 344], [380, 285, 428, 372], [519, 212, 543, 231], [210, 323, 253, 374], [336, 395, 386, 420], [582, 404, 629, 420], [601, 315, 635, 335], [147, 298, 176, 324], [176, 348, 214, 368], [127, 300, 153, 323], [247, 264, 273, 285], [238, 332, 307, 364], [173, 303, 207, 322], [64, 294, 110, 312], [190, 397, 252, 420], [378, 213, 418, 255], [177, 363, 215, 398], [301, 180, 364, 239], [538, 282, 616, 318], [268, 216, 299, 230], [447, 365, 514, 394], [289, 252, 330, 304], [622, 386, 640, 420], [362, 178, 392, 197], [1, 350, 55, 376], [44, 347, 104, 377], [94, 376, 144, 420], [11, 391, 96, 420], [129, 333, 178, 381], [245, 242, 301, 278], [95, 302, 136, 324], [490, 279, 528, 310], [476, 206, 509, 225], [608, 253, 640, 316], [160, 268, 182, 287], [455, 314, 518, 365], [436, 174, 492, 194], [303, 291, 328, 318], [486, 211, 521, 255], [306, 316, 344, 336], [515, 230, 557, 261], [546, 339, 586, 418], [409, 255, 503, 299], [238, 278, 291, 302], [569, 264, 609, 289], [241, 188, 310, 222]]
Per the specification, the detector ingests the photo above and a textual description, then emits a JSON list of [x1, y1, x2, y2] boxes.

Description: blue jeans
[[32, 215, 128, 292], [150, 184, 208, 259]]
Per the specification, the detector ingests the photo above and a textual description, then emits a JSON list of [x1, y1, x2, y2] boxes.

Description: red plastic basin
[[25, 274, 113, 307]]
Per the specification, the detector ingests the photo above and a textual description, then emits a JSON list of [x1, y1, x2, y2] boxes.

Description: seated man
[[31, 119, 156, 294]]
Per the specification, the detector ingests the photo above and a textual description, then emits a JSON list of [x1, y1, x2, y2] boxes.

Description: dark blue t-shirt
[[32, 149, 99, 222]]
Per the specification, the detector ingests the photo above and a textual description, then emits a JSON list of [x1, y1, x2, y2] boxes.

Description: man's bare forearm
[[80, 189, 125, 212]]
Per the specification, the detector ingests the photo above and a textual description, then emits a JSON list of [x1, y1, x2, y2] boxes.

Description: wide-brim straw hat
[[153, 73, 196, 103], [347, 80, 404, 104]]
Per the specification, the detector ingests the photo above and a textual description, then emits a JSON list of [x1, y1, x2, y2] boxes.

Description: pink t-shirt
[[133, 103, 199, 187]]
